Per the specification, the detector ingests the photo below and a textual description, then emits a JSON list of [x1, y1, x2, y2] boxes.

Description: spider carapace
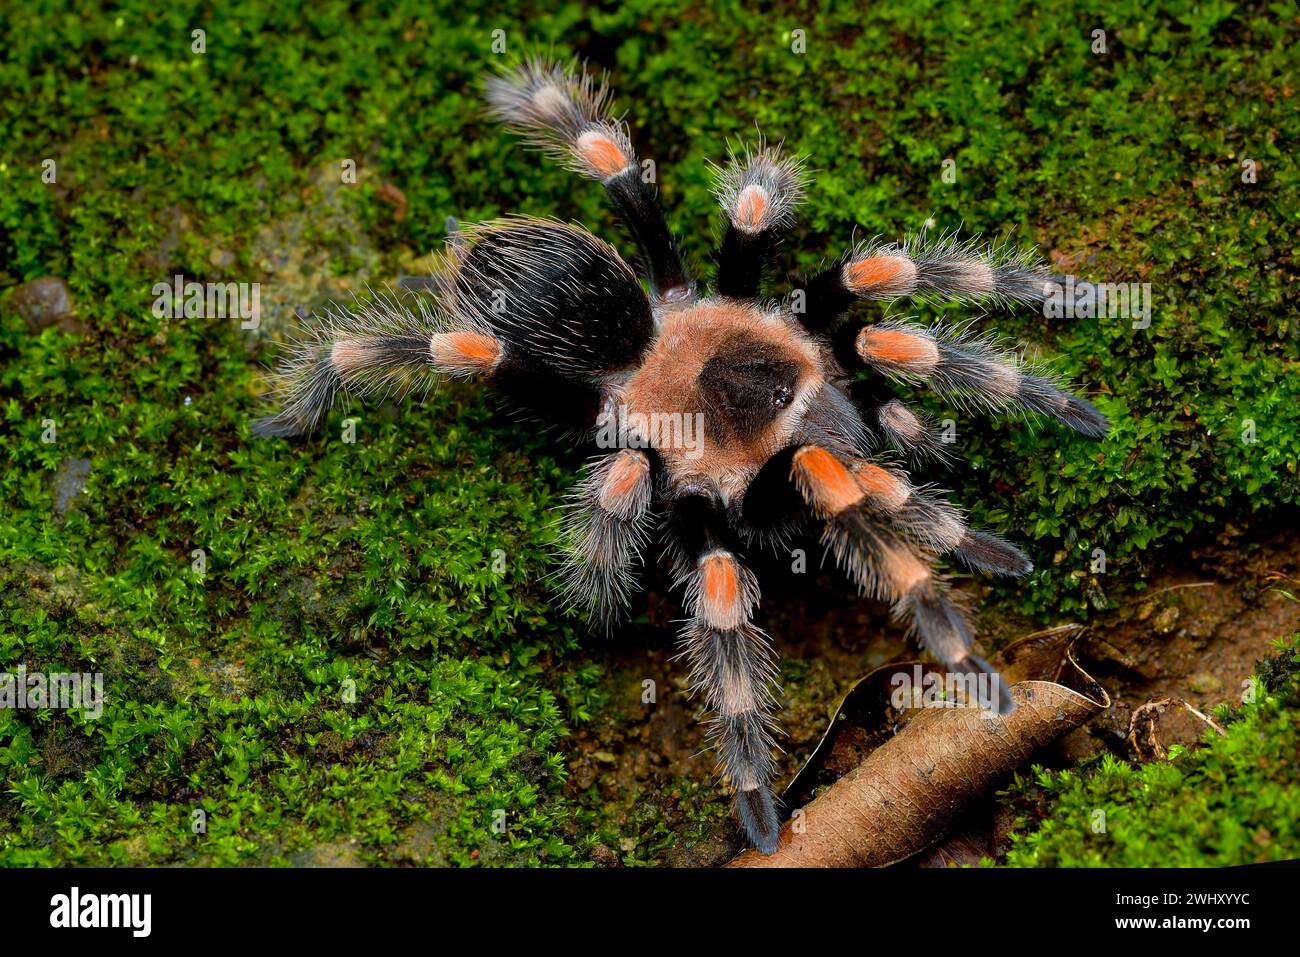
[[254, 58, 1109, 855]]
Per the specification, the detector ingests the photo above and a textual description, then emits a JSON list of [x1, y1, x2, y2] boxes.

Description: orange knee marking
[[599, 450, 649, 514], [856, 328, 940, 371], [845, 255, 917, 295], [576, 130, 629, 178], [734, 184, 769, 232], [431, 331, 500, 374], [792, 446, 863, 515], [701, 553, 739, 611], [699, 551, 750, 629]]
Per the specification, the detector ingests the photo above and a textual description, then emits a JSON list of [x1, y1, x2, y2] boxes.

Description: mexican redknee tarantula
[[254, 58, 1108, 855]]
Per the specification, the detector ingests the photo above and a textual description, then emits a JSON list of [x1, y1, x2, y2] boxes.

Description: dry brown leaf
[[730, 626, 1108, 868]]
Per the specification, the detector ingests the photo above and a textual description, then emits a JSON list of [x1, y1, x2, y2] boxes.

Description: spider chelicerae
[[254, 58, 1108, 855]]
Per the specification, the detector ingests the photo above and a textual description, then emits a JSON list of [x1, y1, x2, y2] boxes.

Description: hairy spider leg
[[712, 144, 808, 300], [668, 485, 783, 854], [793, 231, 1082, 333], [557, 448, 656, 628], [791, 445, 1016, 715], [853, 320, 1108, 437], [486, 58, 692, 302]]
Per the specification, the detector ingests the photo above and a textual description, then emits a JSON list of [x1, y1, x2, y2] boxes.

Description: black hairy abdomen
[[455, 222, 655, 382]]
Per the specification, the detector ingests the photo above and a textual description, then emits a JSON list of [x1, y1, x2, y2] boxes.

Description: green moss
[[1, 1, 1297, 864], [1002, 634, 1300, 867]]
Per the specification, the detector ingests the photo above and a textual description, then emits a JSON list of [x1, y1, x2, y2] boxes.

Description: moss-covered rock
[[1002, 634, 1300, 866]]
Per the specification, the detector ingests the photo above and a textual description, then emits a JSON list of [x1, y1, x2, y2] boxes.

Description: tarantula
[[253, 58, 1108, 855]]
